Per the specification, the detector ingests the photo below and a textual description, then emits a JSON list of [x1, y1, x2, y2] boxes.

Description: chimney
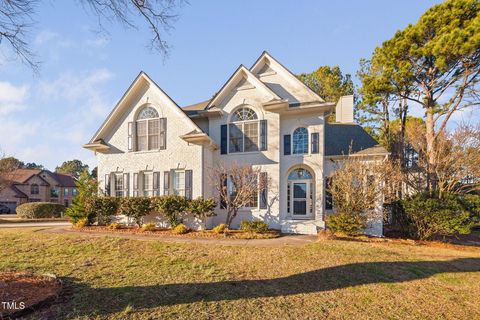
[[335, 95, 354, 123]]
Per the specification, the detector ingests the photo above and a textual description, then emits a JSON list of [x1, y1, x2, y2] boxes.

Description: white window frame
[[142, 171, 154, 196], [292, 127, 309, 155], [228, 107, 260, 154], [172, 170, 185, 196], [114, 173, 124, 197]]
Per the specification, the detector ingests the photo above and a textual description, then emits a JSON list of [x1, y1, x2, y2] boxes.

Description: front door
[[291, 180, 312, 217]]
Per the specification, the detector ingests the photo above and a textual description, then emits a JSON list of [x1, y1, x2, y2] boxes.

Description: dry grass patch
[[0, 228, 479, 319]]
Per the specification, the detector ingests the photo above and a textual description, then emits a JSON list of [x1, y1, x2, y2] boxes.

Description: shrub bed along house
[[16, 202, 67, 219]]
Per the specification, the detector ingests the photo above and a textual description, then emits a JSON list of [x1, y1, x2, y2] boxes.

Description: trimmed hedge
[[240, 220, 269, 233], [16, 202, 66, 219]]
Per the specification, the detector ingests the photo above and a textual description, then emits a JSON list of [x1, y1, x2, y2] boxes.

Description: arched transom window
[[292, 127, 308, 154], [136, 106, 160, 151], [229, 107, 259, 153], [287, 167, 314, 217]]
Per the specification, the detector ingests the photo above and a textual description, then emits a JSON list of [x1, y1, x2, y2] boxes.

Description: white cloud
[[0, 81, 28, 115], [34, 30, 59, 46]]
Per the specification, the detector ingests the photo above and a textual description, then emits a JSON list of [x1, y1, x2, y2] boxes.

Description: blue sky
[[2, 0, 473, 171]]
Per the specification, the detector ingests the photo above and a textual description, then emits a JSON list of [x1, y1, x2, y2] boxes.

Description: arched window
[[136, 106, 160, 151], [229, 107, 259, 153], [31, 184, 39, 195], [292, 127, 308, 154], [287, 167, 314, 217]]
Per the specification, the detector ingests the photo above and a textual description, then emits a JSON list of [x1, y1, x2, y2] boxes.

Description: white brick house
[[84, 52, 388, 235]]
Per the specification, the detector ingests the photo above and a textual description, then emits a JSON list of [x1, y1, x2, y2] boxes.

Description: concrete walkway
[[39, 227, 318, 247], [0, 221, 71, 228]]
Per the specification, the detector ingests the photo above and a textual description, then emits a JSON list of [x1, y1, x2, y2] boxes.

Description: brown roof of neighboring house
[[50, 172, 77, 187], [8, 169, 42, 183], [9, 184, 28, 198]]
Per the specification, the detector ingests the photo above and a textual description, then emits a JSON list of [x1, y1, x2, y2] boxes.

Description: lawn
[[0, 229, 479, 319]]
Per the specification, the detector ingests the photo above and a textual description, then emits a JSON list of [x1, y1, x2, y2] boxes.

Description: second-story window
[[229, 107, 259, 153], [292, 127, 309, 154], [31, 184, 39, 195], [136, 106, 160, 151]]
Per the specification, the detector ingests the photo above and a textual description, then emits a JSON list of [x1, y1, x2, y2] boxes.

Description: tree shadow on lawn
[[64, 258, 480, 316]]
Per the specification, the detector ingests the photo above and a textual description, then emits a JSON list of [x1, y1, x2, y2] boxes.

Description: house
[[0, 169, 77, 213], [84, 52, 388, 235]]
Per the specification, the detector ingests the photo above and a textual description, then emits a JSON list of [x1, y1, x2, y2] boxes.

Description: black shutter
[[220, 124, 227, 154], [104, 174, 110, 196], [185, 170, 192, 199], [283, 134, 291, 155], [153, 172, 160, 196], [133, 173, 139, 197], [260, 120, 267, 151], [123, 173, 130, 197], [220, 174, 227, 209], [163, 171, 170, 195], [259, 172, 268, 209], [160, 118, 167, 150], [311, 132, 319, 154]]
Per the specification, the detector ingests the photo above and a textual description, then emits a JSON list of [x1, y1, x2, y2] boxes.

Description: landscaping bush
[[240, 220, 269, 233], [141, 223, 157, 231], [173, 223, 188, 234], [327, 212, 368, 236], [75, 218, 89, 228], [212, 223, 227, 234], [108, 222, 121, 230], [16, 202, 66, 219], [118, 197, 153, 227], [153, 195, 189, 227], [188, 197, 217, 221], [85, 196, 120, 225], [399, 192, 475, 240]]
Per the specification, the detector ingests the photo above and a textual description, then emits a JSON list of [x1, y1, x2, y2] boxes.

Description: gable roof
[[205, 65, 282, 110], [324, 123, 388, 157], [8, 169, 42, 183], [250, 51, 325, 103], [88, 71, 204, 144], [49, 172, 77, 187]]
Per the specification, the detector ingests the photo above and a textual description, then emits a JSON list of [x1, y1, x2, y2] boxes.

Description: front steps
[[280, 219, 325, 235]]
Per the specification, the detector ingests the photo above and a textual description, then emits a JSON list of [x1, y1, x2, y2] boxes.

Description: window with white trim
[[114, 173, 124, 197], [292, 127, 308, 154], [136, 106, 160, 151], [143, 172, 154, 196], [172, 171, 185, 195], [229, 107, 259, 153]]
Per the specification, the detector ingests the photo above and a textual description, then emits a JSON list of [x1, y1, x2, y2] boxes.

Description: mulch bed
[[75, 226, 281, 239], [0, 272, 62, 319]]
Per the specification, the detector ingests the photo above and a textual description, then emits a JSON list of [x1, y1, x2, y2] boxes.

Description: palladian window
[[229, 107, 259, 153]]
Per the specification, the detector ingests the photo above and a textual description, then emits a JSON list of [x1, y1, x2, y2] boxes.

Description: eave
[[82, 142, 111, 153], [180, 132, 218, 150], [263, 100, 335, 114]]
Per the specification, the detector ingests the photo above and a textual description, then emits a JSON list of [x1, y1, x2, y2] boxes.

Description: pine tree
[[66, 170, 98, 223]]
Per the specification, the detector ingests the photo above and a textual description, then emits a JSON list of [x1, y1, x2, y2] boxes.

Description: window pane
[[293, 183, 307, 198], [143, 172, 153, 196], [244, 122, 258, 152], [231, 107, 257, 122], [149, 119, 159, 150], [137, 121, 148, 151], [114, 174, 124, 197], [137, 106, 159, 120], [229, 124, 244, 153], [173, 171, 185, 195], [293, 127, 308, 154]]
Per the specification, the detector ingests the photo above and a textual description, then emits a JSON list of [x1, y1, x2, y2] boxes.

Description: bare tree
[[209, 162, 268, 227], [0, 0, 185, 71]]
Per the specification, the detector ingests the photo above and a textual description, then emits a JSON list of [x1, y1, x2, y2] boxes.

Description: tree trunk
[[425, 101, 437, 192]]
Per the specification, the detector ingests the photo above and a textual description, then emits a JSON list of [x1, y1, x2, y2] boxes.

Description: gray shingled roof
[[325, 123, 388, 156]]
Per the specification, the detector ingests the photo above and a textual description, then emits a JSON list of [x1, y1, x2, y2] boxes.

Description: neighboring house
[[0, 169, 77, 213], [84, 51, 388, 235]]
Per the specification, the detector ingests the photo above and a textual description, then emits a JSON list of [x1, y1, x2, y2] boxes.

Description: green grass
[[1, 229, 480, 319]]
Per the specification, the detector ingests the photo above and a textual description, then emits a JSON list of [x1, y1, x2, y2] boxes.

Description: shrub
[[173, 223, 189, 234], [188, 197, 217, 221], [240, 220, 269, 233], [327, 212, 368, 236], [66, 170, 98, 223], [17, 202, 67, 219], [399, 192, 475, 240], [212, 223, 227, 234], [108, 222, 121, 230], [118, 197, 153, 227], [75, 218, 89, 228], [141, 223, 157, 231], [85, 196, 120, 225], [153, 195, 189, 227]]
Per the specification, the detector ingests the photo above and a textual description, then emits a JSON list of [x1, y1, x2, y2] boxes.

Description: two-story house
[[84, 52, 388, 235], [0, 169, 77, 213]]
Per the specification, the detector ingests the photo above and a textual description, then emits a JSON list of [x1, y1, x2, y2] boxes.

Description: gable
[[250, 51, 325, 104], [206, 65, 281, 110], [88, 72, 202, 144]]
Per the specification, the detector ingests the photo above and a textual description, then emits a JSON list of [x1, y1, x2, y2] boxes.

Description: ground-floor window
[[172, 170, 185, 195], [114, 173, 124, 197], [143, 172, 154, 196]]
